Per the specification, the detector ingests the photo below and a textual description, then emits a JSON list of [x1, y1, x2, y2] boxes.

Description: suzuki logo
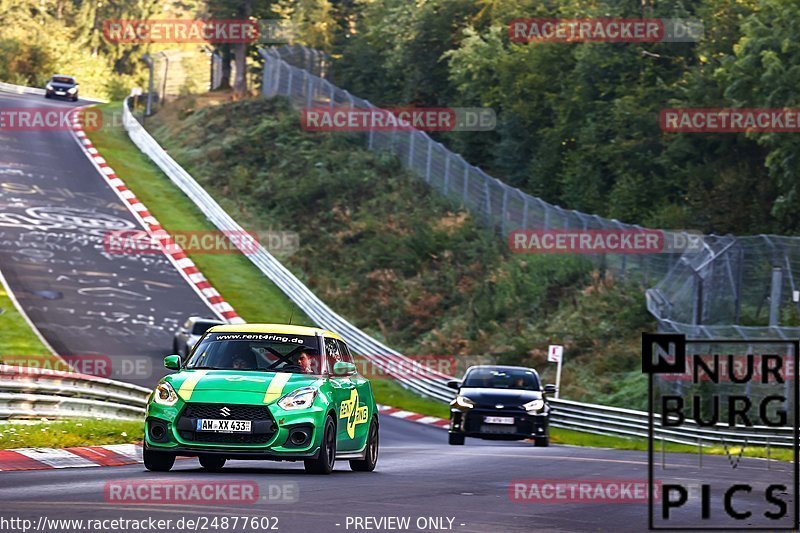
[[220, 406, 231, 417]]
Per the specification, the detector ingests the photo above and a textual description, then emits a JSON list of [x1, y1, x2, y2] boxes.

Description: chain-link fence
[[143, 48, 219, 114], [258, 45, 800, 340]]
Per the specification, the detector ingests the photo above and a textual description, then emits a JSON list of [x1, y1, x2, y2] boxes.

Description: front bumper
[[145, 400, 327, 458], [450, 407, 548, 440]]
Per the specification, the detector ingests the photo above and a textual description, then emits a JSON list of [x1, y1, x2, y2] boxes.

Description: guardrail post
[[443, 155, 451, 193], [769, 266, 783, 327], [425, 138, 433, 183], [408, 132, 415, 167], [462, 165, 469, 206], [692, 271, 704, 325]]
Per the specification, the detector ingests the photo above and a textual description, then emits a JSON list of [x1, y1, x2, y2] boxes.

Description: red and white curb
[[0, 443, 142, 472], [68, 108, 244, 324], [0, 406, 446, 471], [377, 404, 449, 429]]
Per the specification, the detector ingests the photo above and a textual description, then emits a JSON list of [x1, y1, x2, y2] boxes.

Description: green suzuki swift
[[144, 324, 378, 474]]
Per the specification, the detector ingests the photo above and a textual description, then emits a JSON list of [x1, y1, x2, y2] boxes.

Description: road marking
[[14, 448, 98, 469]]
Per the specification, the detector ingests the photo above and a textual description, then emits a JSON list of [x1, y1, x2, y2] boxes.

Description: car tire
[[534, 436, 550, 447], [143, 446, 175, 472], [350, 419, 378, 472], [304, 417, 336, 475], [72, 96, 78, 102], [448, 432, 465, 445], [44, 94, 51, 99], [199, 455, 226, 471]]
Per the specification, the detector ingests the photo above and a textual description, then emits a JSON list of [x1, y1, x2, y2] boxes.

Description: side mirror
[[164, 355, 181, 371], [333, 361, 356, 376], [543, 384, 557, 395], [446, 379, 462, 390]]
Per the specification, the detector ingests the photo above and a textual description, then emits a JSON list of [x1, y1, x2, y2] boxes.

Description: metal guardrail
[[0, 81, 45, 95], [549, 397, 793, 448], [0, 365, 150, 420]]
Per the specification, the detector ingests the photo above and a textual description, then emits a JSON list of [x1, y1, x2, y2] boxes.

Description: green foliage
[[331, 0, 794, 235], [0, 0, 157, 99]]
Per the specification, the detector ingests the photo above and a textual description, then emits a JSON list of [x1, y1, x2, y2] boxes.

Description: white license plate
[[196, 419, 251, 433], [484, 416, 515, 425]]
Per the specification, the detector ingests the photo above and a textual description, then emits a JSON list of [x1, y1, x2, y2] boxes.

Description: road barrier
[[0, 81, 45, 96], [0, 365, 149, 420]]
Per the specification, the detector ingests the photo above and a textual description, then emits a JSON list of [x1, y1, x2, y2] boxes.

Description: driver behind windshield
[[295, 349, 320, 373]]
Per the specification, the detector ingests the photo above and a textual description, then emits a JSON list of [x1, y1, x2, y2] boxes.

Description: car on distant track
[[144, 324, 379, 474], [447, 365, 555, 447], [172, 316, 225, 358], [44, 75, 79, 101]]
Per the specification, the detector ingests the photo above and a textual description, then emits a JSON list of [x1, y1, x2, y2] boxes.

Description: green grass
[[0, 419, 143, 449], [370, 379, 450, 419], [0, 277, 61, 368], [85, 102, 310, 325]]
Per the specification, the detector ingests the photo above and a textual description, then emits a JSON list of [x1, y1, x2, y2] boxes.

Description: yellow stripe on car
[[177, 370, 210, 401], [263, 373, 292, 403]]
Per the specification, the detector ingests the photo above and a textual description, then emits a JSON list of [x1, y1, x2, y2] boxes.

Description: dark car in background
[[45, 75, 79, 101], [447, 365, 555, 447], [172, 316, 225, 358]]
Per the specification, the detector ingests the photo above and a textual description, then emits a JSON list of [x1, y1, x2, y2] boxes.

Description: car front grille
[[183, 403, 273, 420], [178, 403, 276, 445]]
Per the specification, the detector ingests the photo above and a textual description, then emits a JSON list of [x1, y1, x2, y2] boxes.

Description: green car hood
[[165, 369, 323, 405]]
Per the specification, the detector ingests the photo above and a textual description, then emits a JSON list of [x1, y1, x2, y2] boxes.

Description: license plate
[[484, 416, 515, 425], [196, 419, 251, 433], [481, 424, 517, 434], [56, 91, 65, 95]]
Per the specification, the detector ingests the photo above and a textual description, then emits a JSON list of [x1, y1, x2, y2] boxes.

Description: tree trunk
[[232, 43, 247, 99], [219, 45, 232, 89]]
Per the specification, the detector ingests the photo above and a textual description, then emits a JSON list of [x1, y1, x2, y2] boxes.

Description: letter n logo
[[642, 333, 686, 374]]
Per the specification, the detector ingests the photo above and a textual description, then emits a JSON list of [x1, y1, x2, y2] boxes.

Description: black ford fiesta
[[447, 365, 556, 447], [45, 75, 79, 101]]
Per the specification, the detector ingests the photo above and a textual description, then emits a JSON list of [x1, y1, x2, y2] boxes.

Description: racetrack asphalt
[[0, 414, 794, 532], [0, 92, 218, 385]]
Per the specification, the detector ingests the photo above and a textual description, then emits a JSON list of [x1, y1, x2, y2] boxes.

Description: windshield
[[186, 332, 323, 374], [51, 76, 75, 85], [463, 368, 540, 391], [191, 321, 220, 335]]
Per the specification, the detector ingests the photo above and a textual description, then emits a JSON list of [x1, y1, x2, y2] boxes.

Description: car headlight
[[451, 395, 474, 409], [67, 87, 77, 94], [277, 387, 317, 410], [46, 84, 53, 91], [153, 382, 179, 406], [523, 399, 545, 413]]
